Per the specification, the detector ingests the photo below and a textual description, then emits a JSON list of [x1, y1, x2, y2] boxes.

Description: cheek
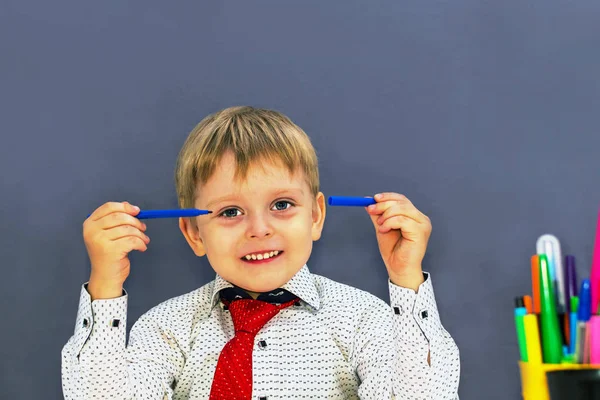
[[202, 225, 237, 253], [283, 215, 314, 240]]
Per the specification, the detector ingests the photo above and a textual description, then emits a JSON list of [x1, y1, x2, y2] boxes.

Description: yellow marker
[[523, 314, 543, 363]]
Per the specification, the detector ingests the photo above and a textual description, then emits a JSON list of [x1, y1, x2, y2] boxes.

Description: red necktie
[[209, 297, 299, 400]]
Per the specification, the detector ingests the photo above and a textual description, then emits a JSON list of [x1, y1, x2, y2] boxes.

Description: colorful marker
[[565, 255, 578, 310], [531, 255, 541, 314], [537, 234, 566, 314], [591, 206, 600, 315], [576, 279, 592, 363], [589, 316, 600, 364], [86, 208, 212, 220], [514, 297, 528, 361], [523, 314, 543, 363], [570, 296, 579, 355], [523, 295, 533, 314], [538, 254, 562, 363], [564, 255, 577, 346], [328, 196, 376, 207], [583, 325, 591, 364]]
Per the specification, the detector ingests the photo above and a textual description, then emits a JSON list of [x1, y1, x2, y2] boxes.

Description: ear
[[179, 217, 207, 257], [311, 192, 326, 241]]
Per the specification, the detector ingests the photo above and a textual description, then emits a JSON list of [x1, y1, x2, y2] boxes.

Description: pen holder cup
[[519, 361, 600, 400]]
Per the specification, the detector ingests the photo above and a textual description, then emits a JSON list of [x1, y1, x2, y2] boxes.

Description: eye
[[218, 208, 241, 218], [272, 201, 293, 211]]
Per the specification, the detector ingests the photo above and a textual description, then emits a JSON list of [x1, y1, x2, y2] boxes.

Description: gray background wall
[[2, 1, 600, 399]]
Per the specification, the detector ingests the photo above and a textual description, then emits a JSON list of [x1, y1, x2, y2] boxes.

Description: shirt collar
[[209, 264, 321, 311]]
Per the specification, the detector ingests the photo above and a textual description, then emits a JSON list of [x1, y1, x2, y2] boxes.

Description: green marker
[[514, 296, 528, 361], [570, 296, 579, 355], [561, 354, 576, 364], [539, 254, 563, 363]]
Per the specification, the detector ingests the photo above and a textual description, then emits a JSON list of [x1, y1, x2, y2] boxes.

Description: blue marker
[[87, 208, 212, 219], [328, 196, 376, 207], [577, 279, 591, 322], [576, 279, 592, 363]]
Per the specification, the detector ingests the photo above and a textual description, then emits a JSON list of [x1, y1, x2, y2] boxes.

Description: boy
[[62, 106, 460, 399]]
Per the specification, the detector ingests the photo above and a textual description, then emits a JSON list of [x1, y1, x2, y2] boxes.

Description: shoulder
[[311, 273, 390, 314], [138, 280, 216, 327], [309, 273, 395, 342]]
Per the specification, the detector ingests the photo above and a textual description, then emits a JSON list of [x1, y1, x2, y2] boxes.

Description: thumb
[[123, 201, 141, 216]]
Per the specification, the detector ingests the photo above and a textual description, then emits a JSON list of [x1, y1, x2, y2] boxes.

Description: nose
[[246, 212, 273, 239]]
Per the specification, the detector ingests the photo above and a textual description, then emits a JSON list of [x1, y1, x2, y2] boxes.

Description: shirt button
[[393, 306, 402, 315], [82, 318, 89, 328], [258, 397, 268, 400], [257, 340, 267, 349], [420, 310, 429, 319]]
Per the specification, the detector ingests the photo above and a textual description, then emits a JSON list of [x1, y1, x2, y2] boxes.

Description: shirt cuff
[[72, 282, 128, 360], [388, 272, 443, 342]]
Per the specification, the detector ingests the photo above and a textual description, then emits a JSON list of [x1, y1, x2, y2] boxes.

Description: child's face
[[180, 151, 326, 295]]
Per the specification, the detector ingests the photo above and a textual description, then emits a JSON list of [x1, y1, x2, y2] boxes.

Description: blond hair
[[175, 106, 319, 210]]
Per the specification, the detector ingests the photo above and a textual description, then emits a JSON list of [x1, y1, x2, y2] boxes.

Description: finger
[[105, 226, 150, 244], [98, 212, 147, 232], [366, 193, 414, 214], [114, 236, 148, 253], [375, 192, 412, 203], [376, 203, 427, 225], [378, 215, 420, 234], [89, 201, 141, 221]]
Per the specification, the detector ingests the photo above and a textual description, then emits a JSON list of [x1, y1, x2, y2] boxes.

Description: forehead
[[198, 152, 308, 198]]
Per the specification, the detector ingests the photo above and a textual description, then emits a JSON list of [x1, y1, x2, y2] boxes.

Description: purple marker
[[328, 196, 376, 207], [567, 255, 578, 297]]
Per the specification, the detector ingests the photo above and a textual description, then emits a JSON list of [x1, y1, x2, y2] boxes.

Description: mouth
[[240, 250, 284, 264]]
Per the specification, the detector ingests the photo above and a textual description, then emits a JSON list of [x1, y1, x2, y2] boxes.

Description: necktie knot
[[228, 299, 281, 336]]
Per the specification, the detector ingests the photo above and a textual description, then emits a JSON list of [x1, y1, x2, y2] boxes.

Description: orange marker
[[523, 295, 533, 314], [564, 313, 570, 344], [531, 255, 541, 313]]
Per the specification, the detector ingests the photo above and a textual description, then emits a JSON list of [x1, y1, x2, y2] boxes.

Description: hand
[[83, 201, 150, 299], [366, 193, 431, 291]]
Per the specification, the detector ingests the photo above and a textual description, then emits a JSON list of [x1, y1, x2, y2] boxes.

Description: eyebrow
[[205, 188, 305, 209]]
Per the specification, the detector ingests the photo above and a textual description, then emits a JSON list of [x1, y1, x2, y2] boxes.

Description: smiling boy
[[62, 106, 460, 399]]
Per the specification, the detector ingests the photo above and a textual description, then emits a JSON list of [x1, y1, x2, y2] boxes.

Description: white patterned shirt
[[61, 265, 460, 399]]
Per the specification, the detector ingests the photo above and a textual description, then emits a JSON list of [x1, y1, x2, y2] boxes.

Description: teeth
[[244, 251, 280, 261]]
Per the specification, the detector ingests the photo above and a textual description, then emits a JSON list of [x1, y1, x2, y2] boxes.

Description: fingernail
[[134, 206, 140, 211], [367, 204, 375, 211], [374, 193, 382, 200]]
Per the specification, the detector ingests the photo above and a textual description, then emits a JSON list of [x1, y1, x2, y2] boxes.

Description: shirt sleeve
[[61, 283, 185, 399], [354, 272, 460, 400]]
